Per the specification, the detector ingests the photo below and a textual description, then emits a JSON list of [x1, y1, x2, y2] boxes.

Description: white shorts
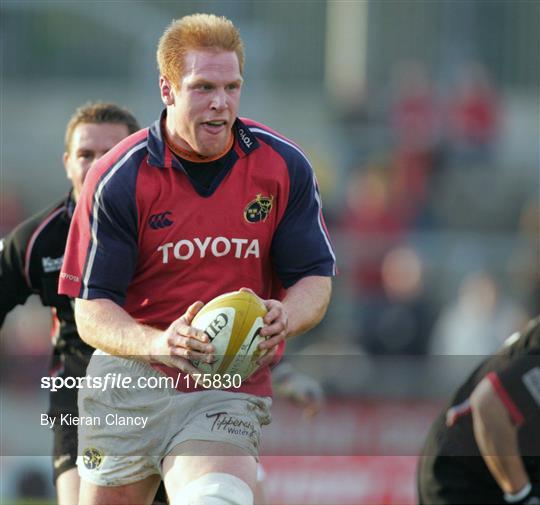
[[76, 353, 272, 487]]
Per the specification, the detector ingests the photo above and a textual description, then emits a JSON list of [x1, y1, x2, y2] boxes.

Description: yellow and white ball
[[191, 290, 268, 382]]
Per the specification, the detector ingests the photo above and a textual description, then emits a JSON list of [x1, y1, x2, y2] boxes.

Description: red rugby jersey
[[59, 111, 336, 396]]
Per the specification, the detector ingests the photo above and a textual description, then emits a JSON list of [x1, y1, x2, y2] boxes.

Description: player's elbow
[[74, 297, 106, 348], [311, 276, 332, 319], [303, 276, 332, 329], [321, 276, 332, 309]]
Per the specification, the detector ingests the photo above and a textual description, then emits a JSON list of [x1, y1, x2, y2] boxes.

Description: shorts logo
[[206, 411, 257, 439], [82, 447, 104, 470], [149, 212, 173, 230], [244, 194, 274, 223]]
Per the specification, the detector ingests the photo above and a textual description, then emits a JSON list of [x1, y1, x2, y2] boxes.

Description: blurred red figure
[[338, 167, 409, 299], [388, 61, 441, 223], [389, 60, 441, 154], [447, 63, 500, 160]]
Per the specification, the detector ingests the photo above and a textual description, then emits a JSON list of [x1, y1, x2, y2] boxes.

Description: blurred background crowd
[[1, 1, 538, 503]]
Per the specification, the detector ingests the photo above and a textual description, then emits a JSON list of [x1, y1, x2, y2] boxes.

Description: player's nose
[[210, 89, 228, 110]]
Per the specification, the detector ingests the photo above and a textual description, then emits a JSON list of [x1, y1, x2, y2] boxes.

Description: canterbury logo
[[149, 212, 173, 229]]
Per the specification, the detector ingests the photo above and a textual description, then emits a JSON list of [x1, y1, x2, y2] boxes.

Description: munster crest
[[244, 194, 274, 223]]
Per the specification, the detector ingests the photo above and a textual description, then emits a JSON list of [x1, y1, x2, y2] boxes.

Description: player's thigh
[[162, 440, 258, 496], [79, 474, 161, 505], [56, 467, 79, 505]]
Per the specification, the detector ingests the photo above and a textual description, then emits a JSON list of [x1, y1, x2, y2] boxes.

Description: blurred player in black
[[418, 317, 540, 504], [0, 102, 144, 505]]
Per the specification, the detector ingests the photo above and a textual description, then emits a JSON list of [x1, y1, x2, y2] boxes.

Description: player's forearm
[[74, 298, 160, 359], [282, 275, 331, 338], [470, 378, 530, 494]]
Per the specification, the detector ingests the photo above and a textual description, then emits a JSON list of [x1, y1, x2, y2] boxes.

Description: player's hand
[[150, 301, 215, 374], [504, 483, 540, 504], [273, 362, 325, 419], [239, 287, 288, 368]]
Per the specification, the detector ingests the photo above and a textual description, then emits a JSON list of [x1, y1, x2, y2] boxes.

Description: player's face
[[63, 122, 130, 201], [161, 49, 243, 158]]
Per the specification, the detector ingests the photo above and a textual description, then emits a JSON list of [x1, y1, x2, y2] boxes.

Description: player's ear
[[63, 152, 74, 184], [160, 76, 175, 106], [63, 151, 71, 178]]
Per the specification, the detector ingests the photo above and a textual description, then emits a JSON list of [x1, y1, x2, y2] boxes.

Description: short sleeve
[[0, 229, 33, 325], [488, 354, 540, 425], [271, 152, 336, 287], [59, 159, 140, 305]]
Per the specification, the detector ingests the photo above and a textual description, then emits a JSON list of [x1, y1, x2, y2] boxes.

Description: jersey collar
[[147, 110, 259, 169], [232, 119, 260, 158]]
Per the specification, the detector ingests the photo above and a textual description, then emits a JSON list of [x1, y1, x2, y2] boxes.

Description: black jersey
[[418, 318, 540, 504], [0, 192, 92, 356]]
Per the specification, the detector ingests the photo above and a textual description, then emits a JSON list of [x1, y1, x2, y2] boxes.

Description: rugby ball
[[191, 290, 268, 382]]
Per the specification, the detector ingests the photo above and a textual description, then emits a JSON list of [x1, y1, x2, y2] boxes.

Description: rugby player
[[59, 13, 335, 505], [0, 102, 167, 504], [418, 317, 540, 504]]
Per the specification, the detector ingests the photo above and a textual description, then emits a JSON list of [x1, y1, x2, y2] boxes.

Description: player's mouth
[[201, 120, 228, 134]]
